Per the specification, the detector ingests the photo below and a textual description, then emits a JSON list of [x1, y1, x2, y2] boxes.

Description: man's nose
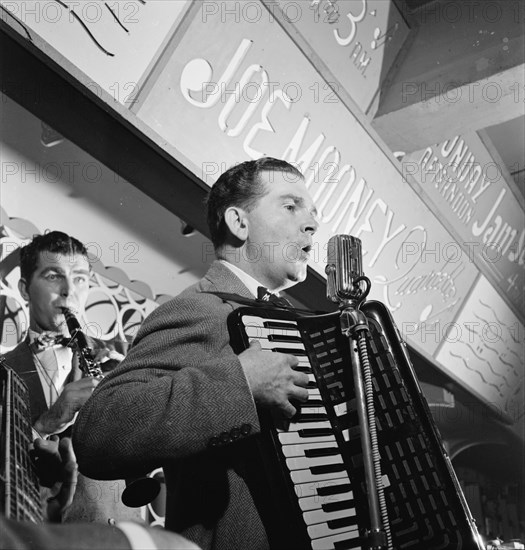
[[60, 277, 73, 297], [302, 211, 319, 234]]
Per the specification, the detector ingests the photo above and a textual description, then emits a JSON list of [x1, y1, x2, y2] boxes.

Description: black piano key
[[268, 334, 303, 343], [310, 463, 346, 475], [322, 498, 355, 513], [304, 446, 340, 458], [327, 515, 358, 530], [294, 366, 312, 373], [297, 413, 328, 422], [298, 428, 334, 438], [317, 483, 352, 496], [273, 347, 307, 355], [334, 537, 363, 550], [305, 399, 324, 407], [262, 320, 297, 330]]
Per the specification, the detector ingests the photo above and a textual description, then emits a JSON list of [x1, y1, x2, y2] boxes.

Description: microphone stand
[[340, 294, 387, 550], [326, 236, 388, 550]]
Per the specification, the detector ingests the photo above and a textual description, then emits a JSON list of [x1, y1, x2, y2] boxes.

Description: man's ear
[[18, 278, 30, 301], [224, 206, 249, 241]]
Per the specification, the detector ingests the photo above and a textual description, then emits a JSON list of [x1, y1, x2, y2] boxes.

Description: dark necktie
[[257, 286, 292, 308]]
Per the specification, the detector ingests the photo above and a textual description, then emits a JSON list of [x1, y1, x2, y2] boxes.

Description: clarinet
[[60, 307, 103, 378], [60, 307, 161, 507]]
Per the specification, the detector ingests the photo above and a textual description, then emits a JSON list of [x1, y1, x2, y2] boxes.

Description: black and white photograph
[[0, 1, 523, 549]]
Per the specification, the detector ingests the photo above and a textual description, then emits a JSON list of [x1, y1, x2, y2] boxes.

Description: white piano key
[[286, 454, 343, 471], [299, 407, 327, 416], [298, 490, 354, 511], [311, 530, 361, 550], [243, 316, 298, 331], [244, 322, 300, 336], [304, 506, 356, 526], [244, 326, 300, 339], [285, 421, 332, 433], [279, 431, 336, 445], [308, 389, 321, 398], [256, 340, 305, 352], [281, 441, 337, 458], [294, 477, 350, 499], [308, 518, 359, 540], [290, 467, 346, 484]]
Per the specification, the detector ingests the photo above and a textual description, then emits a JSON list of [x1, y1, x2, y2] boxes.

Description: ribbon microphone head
[[325, 235, 366, 304]]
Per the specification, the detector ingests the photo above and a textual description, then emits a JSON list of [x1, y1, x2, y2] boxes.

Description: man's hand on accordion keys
[[239, 339, 310, 419]]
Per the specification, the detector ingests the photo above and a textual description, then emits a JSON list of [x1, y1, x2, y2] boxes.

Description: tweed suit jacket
[[74, 261, 272, 550], [0, 516, 131, 550], [3, 336, 143, 525]]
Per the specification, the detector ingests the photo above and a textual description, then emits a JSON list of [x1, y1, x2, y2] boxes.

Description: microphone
[[325, 234, 368, 304]]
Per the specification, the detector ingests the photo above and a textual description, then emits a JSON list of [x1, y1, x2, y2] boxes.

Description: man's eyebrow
[[40, 266, 63, 275], [281, 194, 319, 217], [39, 267, 90, 276]]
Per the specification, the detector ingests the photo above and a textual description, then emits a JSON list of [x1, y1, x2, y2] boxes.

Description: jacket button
[[220, 432, 231, 444], [240, 423, 251, 436], [208, 437, 219, 448], [230, 427, 241, 440]]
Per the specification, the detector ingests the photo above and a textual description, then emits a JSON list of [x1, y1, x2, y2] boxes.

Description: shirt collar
[[27, 328, 41, 346]]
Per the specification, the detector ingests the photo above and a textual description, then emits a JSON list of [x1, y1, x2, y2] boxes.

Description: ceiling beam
[[372, 63, 524, 153], [372, 0, 524, 153]]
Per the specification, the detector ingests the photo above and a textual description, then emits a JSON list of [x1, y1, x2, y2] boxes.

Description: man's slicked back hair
[[20, 231, 89, 283], [206, 157, 303, 249]]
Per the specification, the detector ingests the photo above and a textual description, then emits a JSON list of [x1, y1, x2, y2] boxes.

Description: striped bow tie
[[257, 287, 292, 308], [32, 332, 71, 351]]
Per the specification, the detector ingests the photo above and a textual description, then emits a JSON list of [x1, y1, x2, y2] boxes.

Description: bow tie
[[32, 331, 71, 352], [257, 287, 292, 308]]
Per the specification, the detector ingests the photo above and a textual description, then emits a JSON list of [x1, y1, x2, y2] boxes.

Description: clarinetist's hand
[[93, 348, 124, 364], [33, 378, 100, 438], [239, 340, 309, 419], [92, 348, 125, 372]]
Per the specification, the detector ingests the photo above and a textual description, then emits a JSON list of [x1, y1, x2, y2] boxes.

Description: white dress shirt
[[29, 329, 73, 408]]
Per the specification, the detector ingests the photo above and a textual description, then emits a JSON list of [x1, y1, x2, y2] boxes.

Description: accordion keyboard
[[230, 304, 484, 550], [243, 314, 362, 550]]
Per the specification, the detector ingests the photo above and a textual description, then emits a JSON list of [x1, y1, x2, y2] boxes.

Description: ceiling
[[485, 115, 525, 199], [386, 0, 524, 201]]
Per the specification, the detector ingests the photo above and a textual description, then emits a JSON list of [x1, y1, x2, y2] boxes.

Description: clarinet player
[[3, 231, 142, 524], [74, 158, 319, 549]]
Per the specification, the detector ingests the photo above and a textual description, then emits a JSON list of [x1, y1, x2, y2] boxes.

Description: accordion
[[0, 358, 43, 523], [228, 301, 483, 550]]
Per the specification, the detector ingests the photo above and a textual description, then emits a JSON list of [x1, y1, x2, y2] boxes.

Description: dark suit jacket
[[3, 335, 142, 525], [73, 261, 270, 550]]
